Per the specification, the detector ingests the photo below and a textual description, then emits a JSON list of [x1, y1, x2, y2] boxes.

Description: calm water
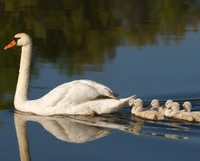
[[0, 0, 200, 161]]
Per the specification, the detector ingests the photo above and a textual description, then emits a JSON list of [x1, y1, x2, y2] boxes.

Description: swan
[[164, 102, 194, 122], [4, 33, 136, 116], [182, 101, 200, 122], [131, 98, 164, 120]]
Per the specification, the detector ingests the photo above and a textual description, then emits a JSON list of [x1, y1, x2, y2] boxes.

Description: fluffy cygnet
[[164, 100, 174, 108], [182, 101, 200, 122], [131, 99, 164, 120], [149, 99, 160, 111], [165, 102, 194, 122], [149, 99, 169, 114]]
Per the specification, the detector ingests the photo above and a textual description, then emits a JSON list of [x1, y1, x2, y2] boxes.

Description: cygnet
[[131, 98, 164, 120]]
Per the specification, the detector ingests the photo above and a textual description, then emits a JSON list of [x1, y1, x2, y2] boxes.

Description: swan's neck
[[14, 44, 32, 108]]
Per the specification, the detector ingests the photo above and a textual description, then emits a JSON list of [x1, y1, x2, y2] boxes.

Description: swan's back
[[38, 79, 116, 107]]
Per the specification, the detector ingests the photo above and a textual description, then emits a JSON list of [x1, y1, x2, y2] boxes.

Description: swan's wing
[[38, 80, 116, 107], [69, 80, 117, 98]]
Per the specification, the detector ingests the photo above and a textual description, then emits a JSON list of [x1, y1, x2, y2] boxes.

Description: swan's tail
[[119, 95, 136, 107]]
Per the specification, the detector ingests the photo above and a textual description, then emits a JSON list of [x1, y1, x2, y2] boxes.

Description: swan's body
[[4, 33, 135, 116], [131, 99, 164, 120], [182, 101, 200, 122], [165, 102, 194, 122]]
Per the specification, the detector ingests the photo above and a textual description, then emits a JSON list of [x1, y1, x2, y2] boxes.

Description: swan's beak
[[4, 40, 17, 50]]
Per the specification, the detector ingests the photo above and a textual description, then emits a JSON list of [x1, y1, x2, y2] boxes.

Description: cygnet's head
[[134, 98, 143, 107], [171, 102, 180, 111], [4, 33, 32, 50], [165, 100, 173, 108], [182, 101, 192, 112], [150, 99, 159, 107]]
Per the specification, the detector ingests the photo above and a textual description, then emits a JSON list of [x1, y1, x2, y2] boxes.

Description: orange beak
[[4, 40, 17, 50]]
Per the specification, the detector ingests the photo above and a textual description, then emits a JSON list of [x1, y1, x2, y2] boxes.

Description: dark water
[[0, 0, 200, 161]]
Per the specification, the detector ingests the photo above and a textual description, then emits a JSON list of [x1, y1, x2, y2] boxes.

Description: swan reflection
[[14, 111, 193, 161], [14, 112, 112, 144], [14, 112, 113, 161]]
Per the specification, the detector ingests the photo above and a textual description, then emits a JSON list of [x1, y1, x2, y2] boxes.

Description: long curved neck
[[14, 44, 32, 107]]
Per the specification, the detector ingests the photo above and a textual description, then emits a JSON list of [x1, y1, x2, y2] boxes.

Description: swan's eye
[[13, 37, 21, 43]]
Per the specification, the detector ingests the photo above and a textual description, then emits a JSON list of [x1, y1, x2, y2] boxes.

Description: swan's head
[[4, 33, 32, 50], [134, 98, 143, 107], [182, 101, 192, 112], [164, 100, 173, 108], [150, 99, 159, 108]]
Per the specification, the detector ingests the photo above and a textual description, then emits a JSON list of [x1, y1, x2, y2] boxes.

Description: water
[[0, 0, 200, 161]]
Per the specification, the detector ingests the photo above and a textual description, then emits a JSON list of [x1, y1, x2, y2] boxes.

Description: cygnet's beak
[[163, 105, 167, 108], [148, 104, 152, 108]]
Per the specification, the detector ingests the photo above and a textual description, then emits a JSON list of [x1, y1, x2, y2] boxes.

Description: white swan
[[182, 101, 200, 122], [165, 102, 194, 122], [4, 33, 136, 116], [131, 98, 164, 120]]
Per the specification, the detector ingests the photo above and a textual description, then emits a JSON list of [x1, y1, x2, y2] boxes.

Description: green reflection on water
[[0, 0, 199, 108]]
